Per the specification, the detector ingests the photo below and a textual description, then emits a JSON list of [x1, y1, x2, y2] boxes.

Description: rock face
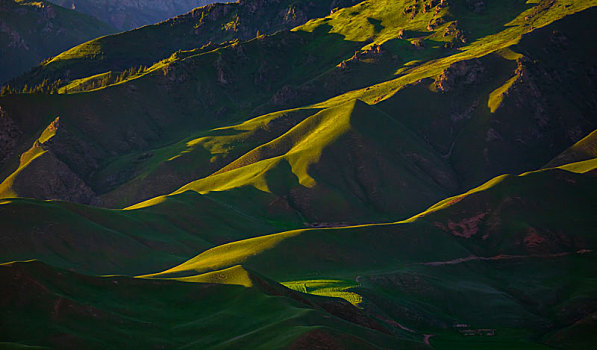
[[0, 107, 22, 168], [434, 59, 485, 92], [48, 0, 218, 30]]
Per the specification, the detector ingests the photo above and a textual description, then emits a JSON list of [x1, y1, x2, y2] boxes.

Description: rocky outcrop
[[0, 107, 22, 168], [434, 59, 485, 92]]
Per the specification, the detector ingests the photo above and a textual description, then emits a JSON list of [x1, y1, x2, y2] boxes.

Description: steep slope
[[545, 129, 597, 168], [131, 99, 458, 223], [8, 0, 360, 90], [0, 261, 423, 349], [48, 0, 216, 30], [3, 0, 595, 214], [0, 0, 115, 84]]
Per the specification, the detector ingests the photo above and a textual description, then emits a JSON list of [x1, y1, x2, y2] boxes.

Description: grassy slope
[[0, 260, 423, 349], [130, 99, 458, 223], [1, 1, 597, 348], [145, 164, 597, 348], [0, 1, 593, 264], [8, 0, 359, 89], [0, 0, 115, 83], [545, 129, 597, 167], [2, 0, 595, 213], [0, 189, 306, 275]]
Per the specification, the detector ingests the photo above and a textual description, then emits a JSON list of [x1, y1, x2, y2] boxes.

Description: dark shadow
[[367, 18, 384, 33]]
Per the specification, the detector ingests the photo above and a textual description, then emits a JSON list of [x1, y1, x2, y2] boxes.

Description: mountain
[[0, 0, 115, 83], [1, 0, 597, 348], [47, 0, 219, 31], [7, 0, 360, 90]]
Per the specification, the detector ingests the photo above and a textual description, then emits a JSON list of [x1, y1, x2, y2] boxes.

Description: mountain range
[[1, 0, 596, 348], [47, 0, 219, 30], [0, 0, 116, 83]]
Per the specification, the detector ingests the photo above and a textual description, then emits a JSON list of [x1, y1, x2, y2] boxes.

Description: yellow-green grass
[[139, 166, 597, 348], [283, 279, 363, 306], [128, 99, 457, 224], [3, 0, 595, 215], [146, 165, 597, 280], [545, 129, 597, 167]]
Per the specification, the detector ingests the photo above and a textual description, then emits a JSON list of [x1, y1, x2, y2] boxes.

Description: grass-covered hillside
[[1, 0, 596, 348], [0, 0, 115, 83], [8, 0, 360, 90]]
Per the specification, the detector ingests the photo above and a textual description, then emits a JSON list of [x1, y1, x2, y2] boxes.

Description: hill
[[145, 164, 597, 349], [1, 1, 595, 215], [7, 0, 360, 90], [0, 0, 115, 83], [1, 161, 595, 348], [47, 0, 217, 31], [0, 260, 423, 349], [1, 0, 597, 348]]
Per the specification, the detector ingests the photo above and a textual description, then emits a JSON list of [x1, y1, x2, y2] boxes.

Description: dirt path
[[419, 250, 592, 267]]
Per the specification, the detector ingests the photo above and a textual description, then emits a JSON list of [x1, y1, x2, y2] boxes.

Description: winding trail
[[419, 250, 592, 267]]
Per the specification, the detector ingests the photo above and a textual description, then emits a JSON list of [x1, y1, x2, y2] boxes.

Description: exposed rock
[[434, 59, 485, 92], [271, 85, 299, 107], [214, 56, 229, 85], [0, 107, 22, 168], [0, 21, 28, 50], [442, 21, 467, 46], [337, 43, 388, 69], [435, 212, 488, 238]]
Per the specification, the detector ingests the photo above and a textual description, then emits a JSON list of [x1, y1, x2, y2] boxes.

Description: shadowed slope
[[145, 165, 597, 348], [0, 260, 422, 349], [9, 0, 360, 89], [131, 99, 458, 223], [47, 0, 216, 30], [0, 189, 306, 275], [148, 165, 597, 280], [0, 0, 115, 83], [545, 129, 597, 168]]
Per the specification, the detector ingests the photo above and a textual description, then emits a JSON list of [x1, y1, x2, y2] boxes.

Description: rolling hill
[[1, 0, 597, 348]]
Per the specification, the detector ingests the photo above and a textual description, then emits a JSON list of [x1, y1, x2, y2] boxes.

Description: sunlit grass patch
[[283, 279, 363, 306]]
